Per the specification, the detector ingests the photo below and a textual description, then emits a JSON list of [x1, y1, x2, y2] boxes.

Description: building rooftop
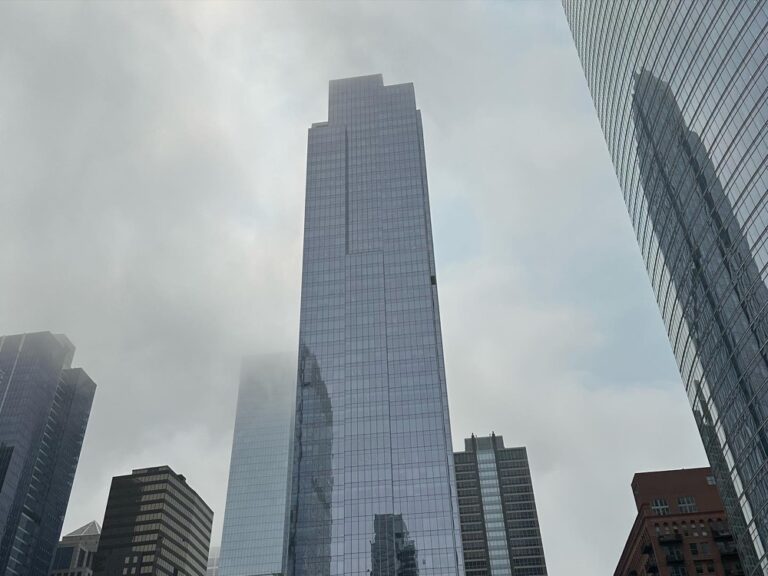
[[64, 521, 101, 538]]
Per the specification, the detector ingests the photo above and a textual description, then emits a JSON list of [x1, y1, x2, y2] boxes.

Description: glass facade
[[563, 2, 768, 572], [219, 355, 294, 576], [454, 435, 547, 576], [285, 74, 463, 576], [0, 332, 96, 576], [93, 466, 213, 576]]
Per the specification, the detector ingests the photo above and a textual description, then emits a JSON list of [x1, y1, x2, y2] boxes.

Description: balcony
[[665, 552, 685, 564], [718, 542, 739, 557], [658, 533, 683, 543], [712, 528, 733, 541]]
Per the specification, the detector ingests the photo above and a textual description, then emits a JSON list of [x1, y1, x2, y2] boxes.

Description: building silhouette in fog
[[219, 355, 294, 576], [0, 332, 96, 576]]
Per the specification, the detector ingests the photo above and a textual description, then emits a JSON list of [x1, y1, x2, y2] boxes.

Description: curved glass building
[[563, 2, 768, 572], [285, 75, 463, 576]]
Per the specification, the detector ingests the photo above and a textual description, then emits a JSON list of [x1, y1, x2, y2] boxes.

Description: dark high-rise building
[[0, 332, 97, 576], [615, 468, 743, 576], [219, 355, 294, 576], [50, 521, 101, 576], [454, 435, 547, 576], [93, 466, 213, 576], [563, 2, 768, 571], [285, 74, 463, 576]]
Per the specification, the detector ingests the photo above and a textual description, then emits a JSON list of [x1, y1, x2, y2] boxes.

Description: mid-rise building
[[93, 466, 213, 576], [219, 355, 294, 576], [615, 468, 743, 576], [50, 521, 101, 576], [0, 332, 97, 576], [454, 434, 547, 576], [285, 74, 463, 575], [563, 2, 768, 571]]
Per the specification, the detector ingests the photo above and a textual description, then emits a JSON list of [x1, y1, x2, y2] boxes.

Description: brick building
[[615, 468, 743, 576]]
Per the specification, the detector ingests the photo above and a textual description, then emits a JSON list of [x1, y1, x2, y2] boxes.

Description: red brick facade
[[615, 468, 743, 576]]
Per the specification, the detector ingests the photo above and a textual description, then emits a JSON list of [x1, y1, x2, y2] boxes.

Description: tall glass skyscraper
[[563, 2, 768, 572], [0, 332, 96, 576], [219, 355, 294, 576], [285, 74, 463, 576]]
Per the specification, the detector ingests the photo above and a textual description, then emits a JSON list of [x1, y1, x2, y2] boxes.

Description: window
[[699, 542, 710, 555], [678, 496, 697, 513], [706, 475, 716, 485], [670, 566, 687, 576], [651, 498, 670, 515], [690, 542, 698, 555]]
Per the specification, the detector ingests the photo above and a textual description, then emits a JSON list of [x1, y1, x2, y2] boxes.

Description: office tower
[[615, 468, 743, 576], [285, 74, 463, 576], [49, 521, 101, 576], [219, 355, 294, 576], [563, 2, 768, 571], [206, 546, 219, 576], [454, 435, 547, 576], [93, 466, 213, 576], [0, 332, 97, 576]]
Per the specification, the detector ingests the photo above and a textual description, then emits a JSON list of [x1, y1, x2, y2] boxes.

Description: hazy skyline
[[0, 2, 707, 574]]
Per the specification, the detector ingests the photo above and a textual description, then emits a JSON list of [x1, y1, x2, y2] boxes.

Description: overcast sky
[[0, 1, 709, 573]]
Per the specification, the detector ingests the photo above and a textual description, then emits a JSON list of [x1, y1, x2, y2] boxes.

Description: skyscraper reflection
[[370, 514, 418, 576], [632, 70, 768, 571]]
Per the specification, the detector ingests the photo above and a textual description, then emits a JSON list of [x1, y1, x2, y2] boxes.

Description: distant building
[[615, 468, 743, 576], [93, 466, 213, 576], [0, 332, 97, 576], [454, 434, 547, 576], [50, 521, 101, 576], [207, 546, 219, 576], [219, 355, 294, 576]]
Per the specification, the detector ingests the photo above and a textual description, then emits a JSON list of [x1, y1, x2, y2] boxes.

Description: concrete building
[[49, 521, 101, 576], [93, 466, 213, 576], [454, 434, 547, 576]]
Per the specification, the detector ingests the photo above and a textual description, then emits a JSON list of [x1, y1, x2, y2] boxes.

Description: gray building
[[49, 521, 101, 576], [454, 435, 547, 576], [563, 2, 768, 573], [0, 332, 96, 576], [93, 466, 213, 576], [285, 74, 463, 576], [219, 356, 294, 576]]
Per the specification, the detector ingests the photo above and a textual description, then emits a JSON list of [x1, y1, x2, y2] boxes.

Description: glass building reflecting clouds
[[285, 74, 463, 576], [563, 2, 768, 572], [219, 355, 294, 576]]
